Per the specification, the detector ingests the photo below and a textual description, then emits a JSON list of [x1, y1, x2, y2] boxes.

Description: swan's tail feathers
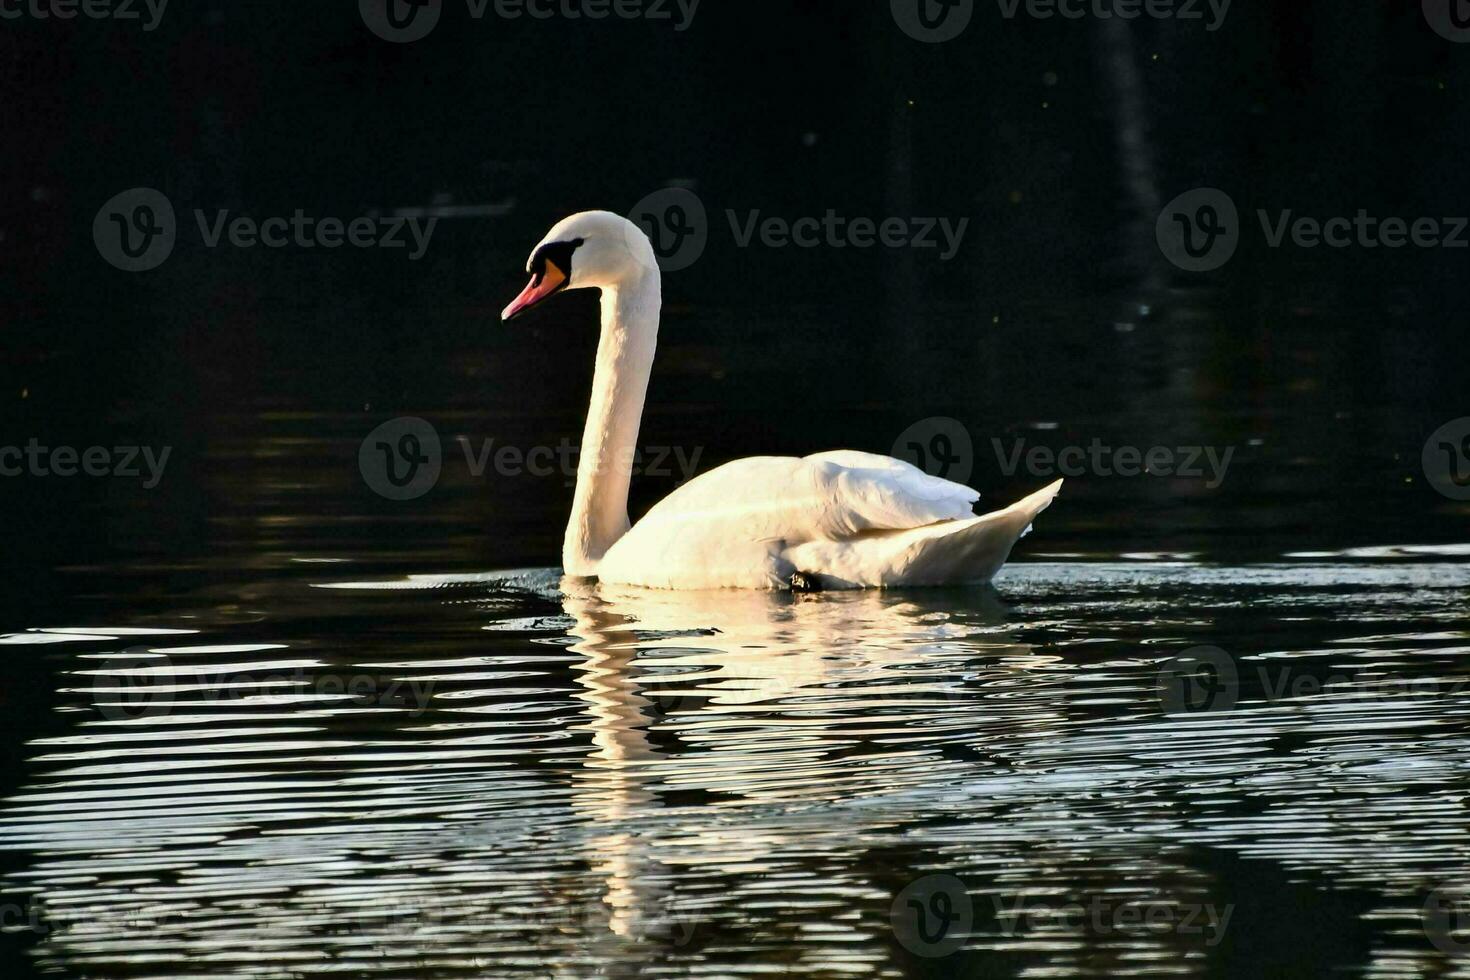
[[891, 478, 1062, 586], [782, 480, 1063, 589], [989, 478, 1065, 546]]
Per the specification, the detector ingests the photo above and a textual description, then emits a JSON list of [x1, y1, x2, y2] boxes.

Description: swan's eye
[[503, 237, 587, 321], [530, 237, 585, 285]]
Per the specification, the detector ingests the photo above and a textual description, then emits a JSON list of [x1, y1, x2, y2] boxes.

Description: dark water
[[2, 298, 1470, 978]]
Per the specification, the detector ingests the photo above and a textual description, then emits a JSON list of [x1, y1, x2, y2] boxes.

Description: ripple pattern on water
[[0, 562, 1468, 977]]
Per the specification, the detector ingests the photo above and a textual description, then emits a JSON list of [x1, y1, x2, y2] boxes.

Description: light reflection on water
[[0, 559, 1468, 976]]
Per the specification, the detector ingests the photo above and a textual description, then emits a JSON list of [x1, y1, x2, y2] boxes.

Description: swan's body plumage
[[599, 452, 1060, 590], [504, 210, 1061, 591]]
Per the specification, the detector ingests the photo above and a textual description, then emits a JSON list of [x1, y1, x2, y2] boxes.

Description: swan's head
[[501, 210, 657, 322]]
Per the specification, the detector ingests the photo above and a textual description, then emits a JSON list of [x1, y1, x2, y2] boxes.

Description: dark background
[[3, 0, 1467, 607]]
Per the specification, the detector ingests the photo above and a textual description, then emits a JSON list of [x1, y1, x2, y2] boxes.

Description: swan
[[501, 210, 1062, 590]]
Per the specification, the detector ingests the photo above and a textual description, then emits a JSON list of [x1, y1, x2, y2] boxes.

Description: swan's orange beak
[[501, 258, 569, 321]]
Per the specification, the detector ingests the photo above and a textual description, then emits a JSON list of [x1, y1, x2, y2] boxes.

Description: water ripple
[[0, 561, 1467, 975]]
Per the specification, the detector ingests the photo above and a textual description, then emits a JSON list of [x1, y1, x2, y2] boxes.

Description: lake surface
[[2, 300, 1469, 977]]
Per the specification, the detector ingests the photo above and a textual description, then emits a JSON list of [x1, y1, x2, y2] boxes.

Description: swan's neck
[[564, 269, 661, 576]]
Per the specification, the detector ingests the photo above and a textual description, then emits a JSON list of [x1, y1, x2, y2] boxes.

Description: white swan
[[502, 210, 1062, 590]]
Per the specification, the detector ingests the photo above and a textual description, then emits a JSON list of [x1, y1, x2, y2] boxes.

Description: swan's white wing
[[787, 480, 1063, 589], [597, 451, 983, 589], [802, 450, 979, 534]]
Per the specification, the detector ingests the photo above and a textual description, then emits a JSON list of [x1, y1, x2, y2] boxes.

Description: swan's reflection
[[560, 579, 1045, 794], [555, 578, 1046, 961], [558, 579, 663, 949]]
